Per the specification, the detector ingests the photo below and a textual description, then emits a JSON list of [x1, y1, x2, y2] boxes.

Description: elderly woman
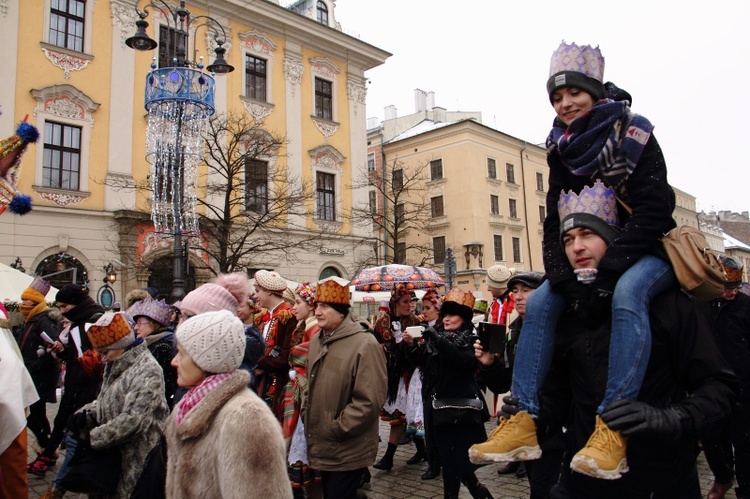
[[165, 310, 291, 499], [45, 312, 168, 499], [404, 288, 492, 499], [127, 298, 178, 409]]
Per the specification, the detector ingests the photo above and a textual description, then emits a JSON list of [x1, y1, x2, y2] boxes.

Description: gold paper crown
[[549, 41, 605, 81], [315, 276, 351, 305], [443, 288, 475, 310]]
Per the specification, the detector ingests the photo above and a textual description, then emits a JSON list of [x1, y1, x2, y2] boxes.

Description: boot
[[570, 415, 628, 480], [468, 411, 541, 464], [292, 487, 306, 499], [406, 436, 427, 465], [358, 468, 371, 488], [514, 463, 527, 479], [40, 487, 64, 499], [443, 476, 461, 499], [422, 463, 440, 480], [706, 479, 733, 499], [496, 461, 520, 475], [372, 443, 397, 471], [464, 473, 494, 499]]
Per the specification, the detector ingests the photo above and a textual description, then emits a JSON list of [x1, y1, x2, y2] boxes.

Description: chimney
[[414, 88, 427, 112], [366, 117, 380, 129], [426, 91, 435, 110], [432, 106, 446, 123], [743, 211, 749, 220], [384, 105, 397, 120]]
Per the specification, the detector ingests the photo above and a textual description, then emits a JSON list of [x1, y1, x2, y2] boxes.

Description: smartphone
[[476, 322, 505, 355], [405, 325, 424, 338]]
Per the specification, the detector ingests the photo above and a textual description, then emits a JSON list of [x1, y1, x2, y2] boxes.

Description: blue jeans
[[51, 432, 78, 492], [511, 256, 675, 415]]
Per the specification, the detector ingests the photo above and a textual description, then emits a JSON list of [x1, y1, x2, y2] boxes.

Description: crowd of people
[[0, 40, 749, 499]]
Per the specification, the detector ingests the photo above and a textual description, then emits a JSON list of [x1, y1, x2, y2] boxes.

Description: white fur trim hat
[[486, 265, 516, 289], [176, 309, 245, 374], [254, 270, 288, 294]]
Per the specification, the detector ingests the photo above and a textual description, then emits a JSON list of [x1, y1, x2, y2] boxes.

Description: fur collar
[[174, 370, 251, 441]]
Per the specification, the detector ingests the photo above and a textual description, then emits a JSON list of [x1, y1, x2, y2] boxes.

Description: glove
[[600, 399, 687, 441], [67, 411, 89, 434], [421, 326, 438, 343], [499, 395, 519, 420]]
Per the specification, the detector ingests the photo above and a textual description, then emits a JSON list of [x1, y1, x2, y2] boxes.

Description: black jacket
[[60, 297, 104, 395], [543, 135, 676, 289], [540, 289, 737, 498], [15, 310, 59, 401], [698, 292, 750, 400]]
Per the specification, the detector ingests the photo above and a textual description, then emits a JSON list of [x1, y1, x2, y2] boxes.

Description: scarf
[[281, 341, 310, 440], [546, 99, 654, 200], [20, 300, 49, 322], [174, 371, 233, 427]]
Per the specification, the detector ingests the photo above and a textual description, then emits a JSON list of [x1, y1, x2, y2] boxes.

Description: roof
[[387, 120, 458, 143], [724, 232, 750, 251]]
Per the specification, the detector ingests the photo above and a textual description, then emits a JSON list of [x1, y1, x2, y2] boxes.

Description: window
[[392, 169, 403, 191], [539, 205, 546, 223], [490, 195, 499, 215], [158, 25, 187, 68], [316, 0, 329, 25], [245, 55, 267, 101], [509, 199, 518, 218], [395, 242, 406, 264], [316, 171, 336, 221], [487, 158, 497, 179], [245, 159, 268, 213], [430, 159, 443, 180], [512, 237, 521, 263], [431, 196, 444, 218], [369, 190, 377, 215], [42, 121, 81, 190], [433, 236, 446, 264], [314, 77, 333, 120], [395, 203, 405, 226], [367, 153, 375, 172], [493, 235, 503, 261], [49, 0, 85, 52], [506, 163, 516, 184], [536, 172, 545, 191]]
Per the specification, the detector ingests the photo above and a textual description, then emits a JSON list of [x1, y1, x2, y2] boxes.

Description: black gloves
[[67, 410, 98, 443], [499, 395, 519, 420], [601, 399, 687, 442], [421, 326, 439, 342]]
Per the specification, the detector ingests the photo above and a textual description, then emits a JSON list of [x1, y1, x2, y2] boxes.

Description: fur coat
[[80, 341, 168, 499], [165, 370, 292, 499]]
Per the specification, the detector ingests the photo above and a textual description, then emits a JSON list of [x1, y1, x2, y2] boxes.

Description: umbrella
[[0, 262, 59, 303], [350, 264, 445, 292]]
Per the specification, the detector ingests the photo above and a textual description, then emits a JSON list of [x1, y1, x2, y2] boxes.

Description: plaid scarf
[[174, 372, 233, 427], [546, 99, 654, 200]]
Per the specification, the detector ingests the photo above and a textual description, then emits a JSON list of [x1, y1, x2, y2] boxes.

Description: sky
[[324, 1, 749, 214]]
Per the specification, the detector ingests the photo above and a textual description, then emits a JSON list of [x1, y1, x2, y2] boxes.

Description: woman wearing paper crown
[[469, 42, 677, 480], [0, 117, 39, 216], [403, 288, 492, 499]]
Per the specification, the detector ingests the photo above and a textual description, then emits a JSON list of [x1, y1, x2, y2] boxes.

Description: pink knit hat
[[176, 283, 238, 317]]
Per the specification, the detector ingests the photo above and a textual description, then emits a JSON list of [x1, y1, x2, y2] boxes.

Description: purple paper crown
[[127, 298, 171, 326], [29, 276, 51, 296], [549, 41, 605, 82], [558, 180, 619, 227]]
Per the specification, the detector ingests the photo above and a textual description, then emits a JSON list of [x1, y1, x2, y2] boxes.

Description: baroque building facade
[[0, 0, 389, 302]]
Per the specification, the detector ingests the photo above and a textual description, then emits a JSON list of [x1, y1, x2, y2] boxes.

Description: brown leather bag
[[662, 225, 726, 301]]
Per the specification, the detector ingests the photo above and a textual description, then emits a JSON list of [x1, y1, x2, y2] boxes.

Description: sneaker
[[570, 415, 628, 480], [468, 411, 541, 464], [707, 479, 733, 499], [40, 487, 64, 499], [27, 455, 56, 476]]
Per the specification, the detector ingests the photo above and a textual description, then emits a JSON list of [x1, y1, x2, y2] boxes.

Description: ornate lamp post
[[124, 0, 234, 301]]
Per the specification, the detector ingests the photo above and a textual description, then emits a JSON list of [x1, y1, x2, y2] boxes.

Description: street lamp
[[104, 263, 117, 284], [124, 0, 234, 302]]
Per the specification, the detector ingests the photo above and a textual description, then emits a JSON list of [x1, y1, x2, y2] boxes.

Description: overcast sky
[[326, 1, 749, 214]]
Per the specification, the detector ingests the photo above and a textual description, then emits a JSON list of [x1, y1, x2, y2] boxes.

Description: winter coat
[[543, 134, 676, 289], [80, 341, 168, 499], [540, 288, 737, 498], [145, 327, 178, 409], [698, 292, 750, 401], [164, 370, 291, 499], [60, 297, 104, 400], [303, 312, 387, 471], [15, 310, 59, 402], [374, 313, 420, 404]]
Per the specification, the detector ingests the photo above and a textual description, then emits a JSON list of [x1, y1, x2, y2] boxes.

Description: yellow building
[[0, 0, 389, 301], [367, 96, 547, 300]]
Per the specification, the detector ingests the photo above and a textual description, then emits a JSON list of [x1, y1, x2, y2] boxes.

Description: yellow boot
[[570, 415, 628, 480], [468, 411, 541, 464]]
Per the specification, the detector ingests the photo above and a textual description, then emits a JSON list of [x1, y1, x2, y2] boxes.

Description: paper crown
[[21, 276, 51, 303], [0, 120, 38, 216], [87, 312, 133, 350], [474, 300, 488, 313], [314, 276, 351, 305], [127, 298, 171, 326], [443, 287, 475, 310], [549, 41, 605, 81], [558, 181, 619, 227]]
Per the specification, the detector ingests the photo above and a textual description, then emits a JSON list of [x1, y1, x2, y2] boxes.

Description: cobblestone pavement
[[27, 402, 733, 498]]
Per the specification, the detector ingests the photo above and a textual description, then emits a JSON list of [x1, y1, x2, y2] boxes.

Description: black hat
[[507, 272, 545, 291], [56, 284, 88, 306]]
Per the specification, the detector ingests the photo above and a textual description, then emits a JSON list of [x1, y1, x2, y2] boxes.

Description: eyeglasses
[[135, 318, 152, 326]]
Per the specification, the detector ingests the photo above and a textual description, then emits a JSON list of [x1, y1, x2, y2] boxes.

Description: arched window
[[316, 1, 328, 25], [319, 266, 341, 280], [36, 253, 89, 291]]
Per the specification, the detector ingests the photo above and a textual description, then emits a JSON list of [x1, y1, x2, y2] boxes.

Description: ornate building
[[0, 0, 389, 302]]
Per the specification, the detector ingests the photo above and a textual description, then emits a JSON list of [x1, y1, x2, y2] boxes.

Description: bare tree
[[348, 157, 435, 267]]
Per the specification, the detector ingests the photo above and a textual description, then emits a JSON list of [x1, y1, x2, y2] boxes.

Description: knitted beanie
[[254, 270, 288, 294], [175, 309, 245, 373], [486, 265, 515, 289], [56, 284, 89, 306], [21, 276, 51, 304], [87, 312, 135, 351], [177, 283, 239, 316]]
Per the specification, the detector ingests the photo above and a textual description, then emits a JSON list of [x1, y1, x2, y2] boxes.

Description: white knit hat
[[175, 310, 245, 373], [486, 265, 516, 289]]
